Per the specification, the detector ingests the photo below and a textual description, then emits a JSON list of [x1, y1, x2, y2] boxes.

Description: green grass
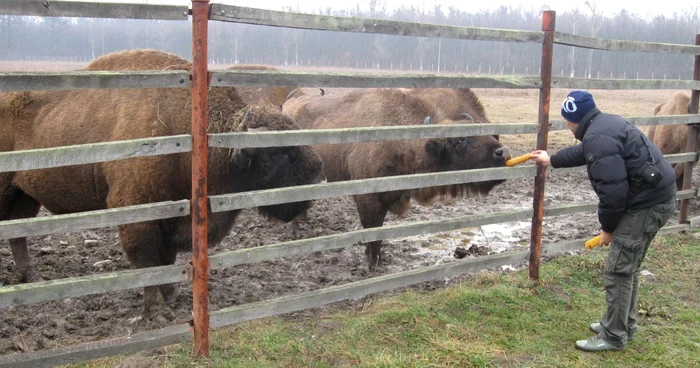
[[70, 233, 700, 368]]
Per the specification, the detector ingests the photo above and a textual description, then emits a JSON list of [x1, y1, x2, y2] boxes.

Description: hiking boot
[[575, 335, 625, 352], [589, 322, 636, 341]]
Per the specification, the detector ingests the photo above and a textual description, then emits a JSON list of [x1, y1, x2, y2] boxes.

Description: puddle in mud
[[392, 221, 533, 267]]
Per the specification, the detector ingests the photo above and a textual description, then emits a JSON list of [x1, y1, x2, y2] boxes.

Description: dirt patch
[[1, 84, 697, 358]]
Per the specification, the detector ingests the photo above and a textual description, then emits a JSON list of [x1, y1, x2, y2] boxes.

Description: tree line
[[1, 2, 699, 79]]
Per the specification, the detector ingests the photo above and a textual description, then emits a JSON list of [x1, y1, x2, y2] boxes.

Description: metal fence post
[[191, 0, 211, 358], [529, 10, 555, 282], [679, 33, 700, 224]]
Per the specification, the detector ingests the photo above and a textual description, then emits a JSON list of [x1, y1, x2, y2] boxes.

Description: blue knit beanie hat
[[561, 90, 596, 123]]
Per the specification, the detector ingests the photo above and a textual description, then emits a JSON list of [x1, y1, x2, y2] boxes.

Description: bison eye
[[455, 139, 469, 154]]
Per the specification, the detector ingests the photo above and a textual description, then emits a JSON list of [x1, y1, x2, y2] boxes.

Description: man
[[530, 90, 677, 352]]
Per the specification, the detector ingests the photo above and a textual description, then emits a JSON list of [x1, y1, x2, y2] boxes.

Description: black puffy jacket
[[550, 107, 677, 233]]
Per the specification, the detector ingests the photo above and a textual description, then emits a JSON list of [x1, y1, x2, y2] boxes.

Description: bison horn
[[461, 113, 474, 121], [285, 88, 299, 101], [319, 88, 325, 96], [423, 116, 431, 125]]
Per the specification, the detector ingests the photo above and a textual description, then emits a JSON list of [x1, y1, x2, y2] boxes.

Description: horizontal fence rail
[[211, 70, 542, 89], [0, 71, 190, 92], [0, 200, 190, 240], [0, 0, 189, 20], [549, 153, 698, 175], [211, 151, 696, 213], [552, 77, 700, 91], [0, 264, 191, 309], [0, 323, 192, 368], [0, 135, 192, 173], [209, 209, 533, 269], [210, 4, 544, 43], [554, 32, 700, 55], [210, 166, 536, 213], [211, 116, 700, 150], [550, 115, 700, 131], [210, 123, 539, 149], [13, 189, 698, 309]]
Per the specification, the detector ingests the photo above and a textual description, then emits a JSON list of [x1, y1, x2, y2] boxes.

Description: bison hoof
[[160, 283, 177, 303], [19, 268, 40, 283], [366, 251, 383, 272]]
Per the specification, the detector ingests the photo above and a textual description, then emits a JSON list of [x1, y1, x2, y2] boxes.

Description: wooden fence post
[[191, 0, 211, 359], [529, 10, 555, 282], [679, 33, 700, 224]]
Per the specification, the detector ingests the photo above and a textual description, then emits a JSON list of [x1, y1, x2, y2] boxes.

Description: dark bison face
[[231, 107, 326, 223], [424, 118, 510, 195], [235, 144, 325, 222]]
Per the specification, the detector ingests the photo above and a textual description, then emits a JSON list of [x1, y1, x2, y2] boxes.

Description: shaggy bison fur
[[647, 92, 696, 190], [0, 49, 325, 314], [283, 88, 510, 270]]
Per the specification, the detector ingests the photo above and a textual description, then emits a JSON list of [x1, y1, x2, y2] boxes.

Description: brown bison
[[647, 92, 696, 190], [283, 88, 510, 270], [0, 49, 325, 313]]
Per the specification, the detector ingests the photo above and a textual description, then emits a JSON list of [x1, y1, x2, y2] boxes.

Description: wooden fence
[[0, 1, 699, 366]]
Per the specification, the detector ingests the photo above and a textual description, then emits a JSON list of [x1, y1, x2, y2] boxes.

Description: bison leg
[[0, 189, 41, 283], [286, 211, 308, 239], [354, 194, 389, 272], [118, 221, 173, 315]]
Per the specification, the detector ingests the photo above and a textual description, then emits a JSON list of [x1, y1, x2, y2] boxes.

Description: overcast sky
[[130, 0, 698, 19]]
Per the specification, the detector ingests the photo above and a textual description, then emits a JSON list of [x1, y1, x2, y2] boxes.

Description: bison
[[0, 49, 325, 314], [283, 88, 510, 270], [647, 92, 696, 190]]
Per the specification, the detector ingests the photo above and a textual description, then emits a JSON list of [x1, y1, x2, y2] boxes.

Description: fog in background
[[1, 1, 699, 79]]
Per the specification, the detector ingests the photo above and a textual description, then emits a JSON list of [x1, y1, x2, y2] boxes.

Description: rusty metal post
[[191, 0, 210, 358], [528, 11, 556, 282], [679, 33, 700, 224]]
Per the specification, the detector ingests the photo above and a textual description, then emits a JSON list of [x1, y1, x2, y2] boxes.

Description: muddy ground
[[0, 80, 697, 357]]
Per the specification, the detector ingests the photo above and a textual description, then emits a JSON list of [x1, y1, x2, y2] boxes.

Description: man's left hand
[[600, 230, 613, 245]]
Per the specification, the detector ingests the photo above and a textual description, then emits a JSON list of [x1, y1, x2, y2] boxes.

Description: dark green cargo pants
[[598, 195, 676, 348]]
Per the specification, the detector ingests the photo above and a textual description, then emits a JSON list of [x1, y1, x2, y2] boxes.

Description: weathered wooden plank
[[0, 323, 191, 368], [658, 224, 689, 234], [0, 135, 192, 173], [0, 71, 189, 92], [677, 188, 698, 201], [210, 209, 533, 269], [552, 77, 700, 91], [210, 5, 544, 43], [210, 123, 539, 149], [0, 0, 189, 20], [0, 200, 190, 240], [550, 115, 700, 131], [545, 202, 597, 216], [210, 249, 532, 328], [210, 70, 542, 89], [624, 115, 700, 127], [688, 215, 700, 228], [548, 153, 696, 176], [0, 264, 189, 309], [209, 166, 536, 213], [554, 32, 700, 55]]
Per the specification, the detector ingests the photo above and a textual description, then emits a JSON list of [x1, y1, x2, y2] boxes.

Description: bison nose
[[493, 147, 509, 163]]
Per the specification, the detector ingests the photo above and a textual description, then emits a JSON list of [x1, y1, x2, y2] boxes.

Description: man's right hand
[[530, 150, 551, 167]]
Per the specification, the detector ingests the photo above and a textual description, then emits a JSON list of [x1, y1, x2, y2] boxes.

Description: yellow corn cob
[[505, 153, 532, 167], [585, 235, 602, 249]]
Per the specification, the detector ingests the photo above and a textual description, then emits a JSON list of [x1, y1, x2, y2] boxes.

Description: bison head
[[419, 115, 509, 198], [231, 106, 326, 223]]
